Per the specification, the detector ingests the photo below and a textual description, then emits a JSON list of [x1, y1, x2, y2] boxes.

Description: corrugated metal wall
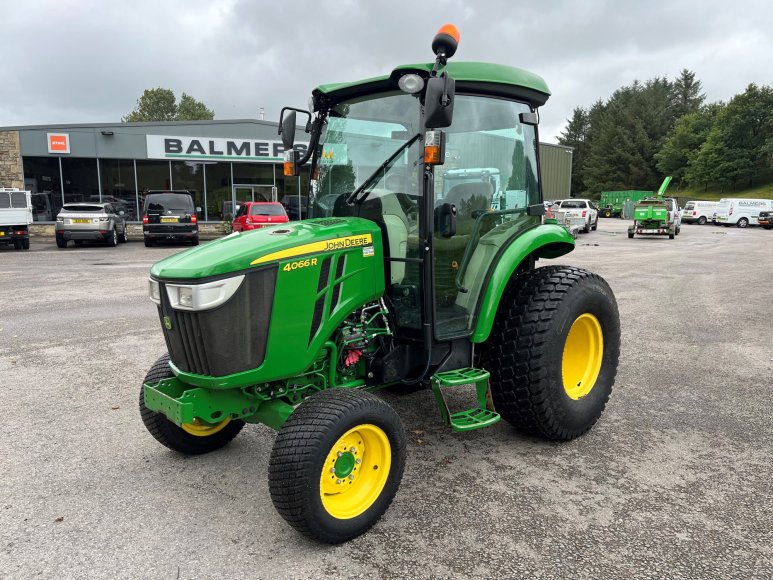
[[539, 143, 573, 200]]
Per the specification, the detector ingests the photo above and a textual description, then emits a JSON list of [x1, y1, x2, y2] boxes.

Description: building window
[[100, 159, 138, 221], [22, 156, 62, 221], [171, 161, 205, 220], [61, 157, 100, 203], [136, 160, 172, 209], [204, 162, 232, 222]]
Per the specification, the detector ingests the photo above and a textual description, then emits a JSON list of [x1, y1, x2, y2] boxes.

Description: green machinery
[[598, 190, 652, 218], [140, 24, 621, 544], [627, 177, 680, 239]]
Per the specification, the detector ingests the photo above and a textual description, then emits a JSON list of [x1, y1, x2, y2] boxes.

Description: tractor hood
[[150, 217, 382, 280]]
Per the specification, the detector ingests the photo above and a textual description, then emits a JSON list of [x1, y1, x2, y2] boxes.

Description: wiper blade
[[345, 132, 421, 205]]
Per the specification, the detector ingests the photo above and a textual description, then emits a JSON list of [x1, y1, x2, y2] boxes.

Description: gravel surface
[[1, 220, 771, 579]]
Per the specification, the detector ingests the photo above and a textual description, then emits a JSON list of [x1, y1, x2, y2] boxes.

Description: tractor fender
[[471, 224, 574, 343]]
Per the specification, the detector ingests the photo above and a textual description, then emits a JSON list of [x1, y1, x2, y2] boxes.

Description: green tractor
[[140, 25, 621, 544]]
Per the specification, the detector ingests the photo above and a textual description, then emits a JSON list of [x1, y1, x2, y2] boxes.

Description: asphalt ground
[[1, 220, 771, 579]]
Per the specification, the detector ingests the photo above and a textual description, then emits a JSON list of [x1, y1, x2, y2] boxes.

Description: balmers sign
[[146, 135, 308, 163]]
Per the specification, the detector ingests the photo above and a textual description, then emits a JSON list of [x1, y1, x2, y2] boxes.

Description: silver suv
[[55, 202, 129, 248]]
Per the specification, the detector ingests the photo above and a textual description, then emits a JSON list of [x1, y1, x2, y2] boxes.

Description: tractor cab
[[280, 30, 560, 348]]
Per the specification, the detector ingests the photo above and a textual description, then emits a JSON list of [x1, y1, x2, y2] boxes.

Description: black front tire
[[737, 218, 749, 228], [698, 216, 707, 225], [480, 266, 620, 441], [269, 389, 406, 544], [628, 232, 634, 239], [139, 353, 245, 455]]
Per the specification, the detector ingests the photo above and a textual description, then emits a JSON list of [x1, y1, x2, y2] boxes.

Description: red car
[[232, 202, 289, 232]]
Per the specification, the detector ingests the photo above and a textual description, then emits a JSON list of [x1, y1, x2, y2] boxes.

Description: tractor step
[[430, 368, 501, 432]]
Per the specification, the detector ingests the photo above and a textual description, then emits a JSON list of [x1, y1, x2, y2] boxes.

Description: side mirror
[[424, 72, 455, 129], [278, 107, 312, 150], [280, 110, 296, 149], [196, 206, 202, 212], [118, 210, 125, 216], [435, 202, 457, 237]]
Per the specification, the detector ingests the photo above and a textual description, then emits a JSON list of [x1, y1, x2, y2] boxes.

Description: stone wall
[[0, 131, 24, 189]]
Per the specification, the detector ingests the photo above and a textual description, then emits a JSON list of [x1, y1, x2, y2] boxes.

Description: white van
[[715, 198, 773, 228], [681, 201, 718, 225]]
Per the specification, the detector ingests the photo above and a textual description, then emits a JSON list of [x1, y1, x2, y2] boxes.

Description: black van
[[142, 190, 199, 247]]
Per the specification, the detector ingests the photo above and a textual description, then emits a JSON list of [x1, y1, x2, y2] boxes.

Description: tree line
[[558, 70, 773, 195]]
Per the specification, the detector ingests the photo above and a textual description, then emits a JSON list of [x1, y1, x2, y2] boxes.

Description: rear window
[[145, 194, 193, 213], [559, 200, 586, 209], [684, 203, 694, 210], [250, 204, 286, 216], [61, 205, 105, 213]]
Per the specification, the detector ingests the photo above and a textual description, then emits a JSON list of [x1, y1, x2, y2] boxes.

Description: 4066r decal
[[283, 258, 318, 272]]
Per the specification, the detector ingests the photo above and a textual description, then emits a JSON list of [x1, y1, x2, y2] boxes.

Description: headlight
[[164, 275, 245, 311], [149, 279, 161, 304], [398, 73, 424, 94]]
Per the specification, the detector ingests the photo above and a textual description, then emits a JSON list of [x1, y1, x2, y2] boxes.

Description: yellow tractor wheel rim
[[320, 424, 391, 520], [180, 417, 231, 437], [562, 313, 604, 400]]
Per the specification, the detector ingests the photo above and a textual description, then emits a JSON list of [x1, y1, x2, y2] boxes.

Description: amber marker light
[[424, 130, 445, 165], [283, 150, 297, 176], [432, 24, 460, 58]]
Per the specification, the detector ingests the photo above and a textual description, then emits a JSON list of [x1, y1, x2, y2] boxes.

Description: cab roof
[[314, 61, 551, 108]]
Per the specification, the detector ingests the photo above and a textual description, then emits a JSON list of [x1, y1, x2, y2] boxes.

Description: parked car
[[55, 202, 128, 248], [142, 191, 199, 246], [553, 199, 598, 233], [714, 198, 773, 228], [232, 202, 289, 232], [681, 201, 718, 225], [758, 210, 773, 230]]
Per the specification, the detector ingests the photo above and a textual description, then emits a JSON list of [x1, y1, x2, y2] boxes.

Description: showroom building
[[0, 119, 571, 223]]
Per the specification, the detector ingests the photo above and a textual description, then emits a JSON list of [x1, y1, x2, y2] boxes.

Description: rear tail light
[[143, 216, 149, 224], [693, 211, 696, 215], [582, 210, 587, 217], [191, 215, 197, 224]]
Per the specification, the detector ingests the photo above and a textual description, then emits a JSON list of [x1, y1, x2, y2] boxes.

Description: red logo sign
[[47, 133, 70, 154]]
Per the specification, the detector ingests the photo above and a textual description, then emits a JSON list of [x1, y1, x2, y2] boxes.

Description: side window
[[432, 96, 542, 339], [105, 205, 113, 214]]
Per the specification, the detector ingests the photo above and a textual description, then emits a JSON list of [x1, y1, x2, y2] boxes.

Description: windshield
[[559, 200, 586, 209], [145, 194, 193, 213], [312, 92, 422, 216], [251, 204, 286, 216], [61, 205, 104, 213]]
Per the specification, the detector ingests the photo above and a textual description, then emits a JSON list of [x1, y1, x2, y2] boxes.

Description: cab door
[[431, 95, 542, 340]]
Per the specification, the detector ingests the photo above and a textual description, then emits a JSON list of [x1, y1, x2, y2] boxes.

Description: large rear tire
[[56, 234, 67, 249], [139, 353, 244, 454], [269, 389, 406, 544], [480, 266, 620, 441]]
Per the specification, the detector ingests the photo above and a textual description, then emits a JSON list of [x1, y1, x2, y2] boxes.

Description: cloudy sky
[[2, 0, 772, 142]]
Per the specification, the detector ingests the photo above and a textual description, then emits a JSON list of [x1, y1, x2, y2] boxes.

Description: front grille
[[158, 266, 277, 377]]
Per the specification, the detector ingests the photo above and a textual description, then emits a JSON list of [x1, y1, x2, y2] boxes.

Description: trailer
[[0, 188, 32, 250]]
